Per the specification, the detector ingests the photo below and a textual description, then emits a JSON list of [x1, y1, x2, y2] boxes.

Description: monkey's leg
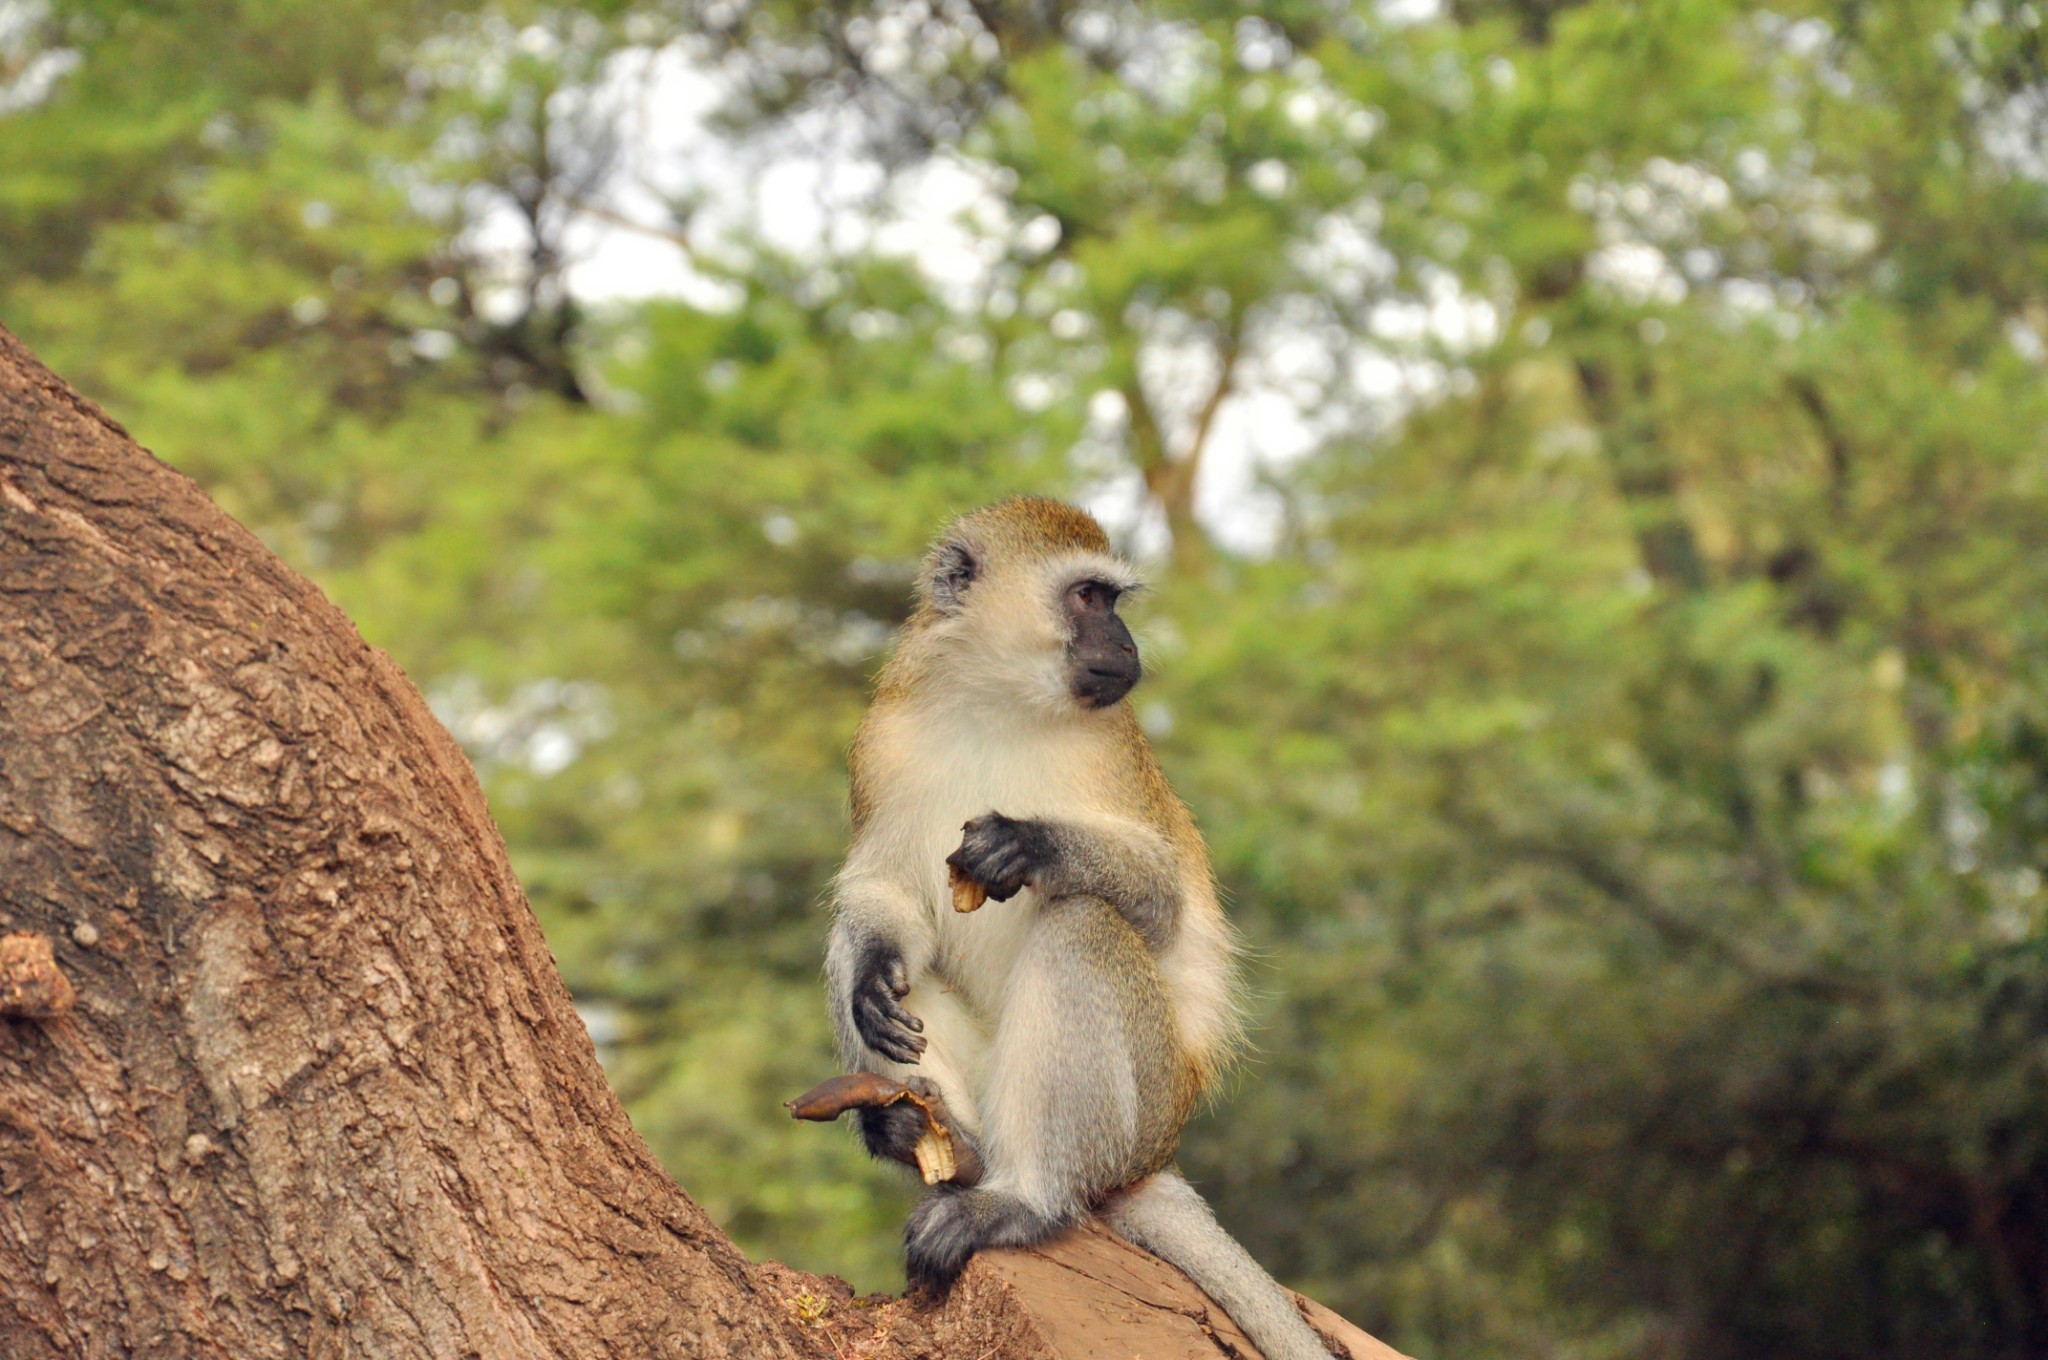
[[905, 897, 1186, 1288], [854, 982, 988, 1174], [827, 885, 992, 1173]]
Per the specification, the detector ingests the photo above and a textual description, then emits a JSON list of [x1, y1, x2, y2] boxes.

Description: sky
[[467, 37, 1370, 554]]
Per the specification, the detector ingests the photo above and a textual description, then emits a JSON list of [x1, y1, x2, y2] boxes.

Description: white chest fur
[[862, 704, 1109, 1012]]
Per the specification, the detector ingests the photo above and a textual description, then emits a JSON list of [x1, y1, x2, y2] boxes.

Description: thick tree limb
[[0, 323, 1398, 1360]]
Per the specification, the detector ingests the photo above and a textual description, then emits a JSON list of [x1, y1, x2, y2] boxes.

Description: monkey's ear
[[930, 541, 978, 613]]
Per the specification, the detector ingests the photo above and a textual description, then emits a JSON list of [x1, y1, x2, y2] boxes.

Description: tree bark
[[0, 323, 1400, 1360]]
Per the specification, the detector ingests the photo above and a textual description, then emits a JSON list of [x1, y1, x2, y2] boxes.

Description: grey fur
[[905, 1186, 1065, 1288], [1104, 1170, 1336, 1360], [984, 895, 1189, 1201], [902, 895, 1187, 1272], [1032, 818, 1182, 951]]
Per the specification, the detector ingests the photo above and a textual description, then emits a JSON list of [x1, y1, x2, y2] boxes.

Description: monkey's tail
[[1101, 1169, 1336, 1360]]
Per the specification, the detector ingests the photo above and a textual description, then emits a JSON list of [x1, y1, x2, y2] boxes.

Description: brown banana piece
[[786, 1072, 979, 1186], [948, 862, 988, 914]]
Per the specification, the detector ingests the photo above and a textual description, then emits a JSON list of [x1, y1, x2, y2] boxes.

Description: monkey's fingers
[[960, 850, 1025, 901], [867, 1029, 925, 1065], [873, 987, 924, 1032], [867, 988, 926, 1044], [948, 863, 989, 914], [853, 995, 927, 1062]]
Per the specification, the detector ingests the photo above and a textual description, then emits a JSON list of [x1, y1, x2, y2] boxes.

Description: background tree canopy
[[5, 1, 2046, 1355]]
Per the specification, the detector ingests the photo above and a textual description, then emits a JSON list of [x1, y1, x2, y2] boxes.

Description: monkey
[[825, 497, 1336, 1360]]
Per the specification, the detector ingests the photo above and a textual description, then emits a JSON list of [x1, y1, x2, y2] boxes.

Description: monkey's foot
[[905, 1187, 1068, 1292]]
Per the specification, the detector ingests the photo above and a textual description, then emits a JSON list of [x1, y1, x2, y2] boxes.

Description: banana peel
[[786, 1072, 979, 1186]]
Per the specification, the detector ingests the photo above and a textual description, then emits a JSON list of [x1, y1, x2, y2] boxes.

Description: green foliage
[[8, 0, 2048, 1354]]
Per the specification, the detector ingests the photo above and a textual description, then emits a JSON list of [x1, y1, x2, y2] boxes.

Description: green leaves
[[11, 0, 2048, 1351]]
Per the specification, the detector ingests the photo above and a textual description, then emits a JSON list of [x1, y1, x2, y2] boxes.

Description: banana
[[787, 1072, 978, 1187], [948, 863, 988, 914]]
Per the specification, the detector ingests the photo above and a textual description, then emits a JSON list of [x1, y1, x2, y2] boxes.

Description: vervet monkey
[[826, 498, 1335, 1360]]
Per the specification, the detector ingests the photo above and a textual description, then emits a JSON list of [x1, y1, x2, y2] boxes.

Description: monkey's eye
[[1067, 580, 1120, 614]]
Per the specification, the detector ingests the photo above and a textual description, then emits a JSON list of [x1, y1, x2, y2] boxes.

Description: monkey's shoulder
[[1102, 708, 1205, 857]]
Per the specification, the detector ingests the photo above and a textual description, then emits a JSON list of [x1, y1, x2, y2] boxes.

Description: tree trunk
[[0, 323, 1399, 1360]]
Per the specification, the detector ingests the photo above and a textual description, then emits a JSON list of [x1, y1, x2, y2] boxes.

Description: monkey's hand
[[946, 813, 1057, 904], [850, 942, 926, 1064], [856, 1078, 984, 1186]]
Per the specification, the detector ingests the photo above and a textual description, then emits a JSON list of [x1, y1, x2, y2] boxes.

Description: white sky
[[504, 43, 1357, 554]]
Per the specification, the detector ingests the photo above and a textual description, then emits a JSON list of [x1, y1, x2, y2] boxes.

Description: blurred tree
[[5, 0, 2048, 1355]]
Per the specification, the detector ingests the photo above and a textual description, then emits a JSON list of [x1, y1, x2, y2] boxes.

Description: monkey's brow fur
[[945, 495, 1113, 557]]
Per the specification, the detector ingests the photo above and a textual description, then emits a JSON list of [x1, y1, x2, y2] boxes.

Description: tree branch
[[0, 322, 1399, 1359]]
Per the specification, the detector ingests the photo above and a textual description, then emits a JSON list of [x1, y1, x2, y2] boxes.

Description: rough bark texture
[[0, 323, 1402, 1360]]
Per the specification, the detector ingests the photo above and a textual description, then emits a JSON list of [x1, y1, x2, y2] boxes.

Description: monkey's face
[[920, 525, 1144, 716], [970, 554, 1145, 714], [1061, 576, 1140, 709]]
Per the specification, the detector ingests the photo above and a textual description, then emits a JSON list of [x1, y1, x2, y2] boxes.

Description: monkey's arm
[[947, 812, 1182, 951], [826, 868, 935, 1066]]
